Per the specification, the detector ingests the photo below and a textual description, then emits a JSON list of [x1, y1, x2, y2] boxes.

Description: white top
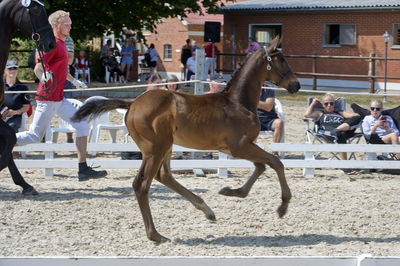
[[362, 114, 399, 138]]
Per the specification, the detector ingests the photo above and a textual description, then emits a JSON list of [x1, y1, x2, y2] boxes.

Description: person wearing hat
[[1, 60, 31, 133]]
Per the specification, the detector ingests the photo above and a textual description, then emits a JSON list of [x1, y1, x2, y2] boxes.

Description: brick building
[[220, 0, 400, 91], [144, 11, 224, 79]]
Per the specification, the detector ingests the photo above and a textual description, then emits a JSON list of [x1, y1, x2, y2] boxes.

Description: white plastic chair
[[18, 112, 28, 158], [45, 98, 83, 143], [74, 67, 91, 84], [84, 96, 128, 156]]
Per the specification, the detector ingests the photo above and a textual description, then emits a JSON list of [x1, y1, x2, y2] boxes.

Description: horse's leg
[[0, 122, 37, 195], [219, 143, 291, 218], [155, 156, 216, 221], [0, 120, 15, 171], [8, 157, 38, 195], [132, 148, 171, 243]]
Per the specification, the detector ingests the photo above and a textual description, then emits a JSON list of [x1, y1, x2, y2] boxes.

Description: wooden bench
[[269, 143, 400, 178]]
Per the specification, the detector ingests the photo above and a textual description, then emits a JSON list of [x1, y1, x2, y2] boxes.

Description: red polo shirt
[[35, 37, 68, 101]]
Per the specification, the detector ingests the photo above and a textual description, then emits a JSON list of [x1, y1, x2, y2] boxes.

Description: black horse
[[0, 0, 55, 195]]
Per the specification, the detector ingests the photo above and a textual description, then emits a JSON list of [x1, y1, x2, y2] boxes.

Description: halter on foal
[[72, 37, 300, 242], [0, 0, 55, 195]]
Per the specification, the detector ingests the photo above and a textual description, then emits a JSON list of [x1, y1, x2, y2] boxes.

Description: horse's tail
[[71, 99, 131, 122]]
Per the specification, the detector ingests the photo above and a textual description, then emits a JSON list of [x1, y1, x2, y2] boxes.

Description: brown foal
[[72, 37, 301, 243]]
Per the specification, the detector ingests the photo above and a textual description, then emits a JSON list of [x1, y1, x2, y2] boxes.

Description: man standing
[[203, 40, 218, 80], [17, 10, 108, 181], [180, 39, 192, 80]]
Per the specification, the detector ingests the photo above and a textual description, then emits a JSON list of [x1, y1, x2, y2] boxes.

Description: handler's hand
[[40, 71, 53, 83], [72, 79, 88, 89]]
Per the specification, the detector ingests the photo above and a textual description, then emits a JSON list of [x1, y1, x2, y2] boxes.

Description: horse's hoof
[[277, 205, 288, 218], [206, 213, 216, 222], [150, 235, 170, 244], [219, 186, 246, 198], [22, 187, 39, 196]]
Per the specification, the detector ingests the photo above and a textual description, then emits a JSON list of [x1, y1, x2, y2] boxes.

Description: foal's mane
[[223, 48, 265, 93]]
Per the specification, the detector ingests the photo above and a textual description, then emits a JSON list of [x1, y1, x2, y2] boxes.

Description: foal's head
[[15, 0, 56, 52], [263, 37, 300, 94]]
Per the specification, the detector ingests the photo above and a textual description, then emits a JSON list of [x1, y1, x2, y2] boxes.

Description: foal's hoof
[[218, 186, 246, 198], [150, 234, 171, 244], [22, 187, 39, 196], [206, 213, 216, 222]]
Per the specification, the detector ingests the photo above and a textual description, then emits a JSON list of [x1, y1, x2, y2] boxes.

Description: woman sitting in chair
[[362, 99, 400, 147], [304, 93, 361, 162]]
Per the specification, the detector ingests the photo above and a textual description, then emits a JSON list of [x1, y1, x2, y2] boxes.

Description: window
[[163, 44, 172, 61], [249, 24, 282, 47], [392, 23, 400, 47], [324, 24, 356, 46]]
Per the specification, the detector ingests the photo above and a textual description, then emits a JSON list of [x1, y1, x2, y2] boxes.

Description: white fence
[[0, 256, 400, 266], [13, 143, 256, 178], [270, 143, 400, 178]]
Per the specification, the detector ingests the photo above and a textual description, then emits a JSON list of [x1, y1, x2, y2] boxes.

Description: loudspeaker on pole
[[204, 21, 221, 43]]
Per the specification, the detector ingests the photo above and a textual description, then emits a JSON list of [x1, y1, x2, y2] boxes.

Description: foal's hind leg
[[155, 157, 216, 221], [219, 143, 291, 218], [132, 149, 171, 243], [0, 121, 15, 171]]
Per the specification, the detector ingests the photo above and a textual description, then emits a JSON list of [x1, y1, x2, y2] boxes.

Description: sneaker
[[341, 168, 357, 175], [78, 167, 108, 181], [202, 154, 213, 160]]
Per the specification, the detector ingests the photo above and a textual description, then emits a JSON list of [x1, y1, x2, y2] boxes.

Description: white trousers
[[203, 57, 215, 80], [17, 99, 89, 145]]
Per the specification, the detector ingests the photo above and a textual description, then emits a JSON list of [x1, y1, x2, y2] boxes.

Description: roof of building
[[220, 0, 400, 12]]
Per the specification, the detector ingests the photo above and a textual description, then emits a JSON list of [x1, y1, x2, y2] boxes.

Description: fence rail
[[216, 52, 400, 93]]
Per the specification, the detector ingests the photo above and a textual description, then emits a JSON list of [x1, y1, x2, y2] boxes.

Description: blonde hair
[[323, 93, 335, 102], [48, 10, 70, 25], [371, 99, 383, 108]]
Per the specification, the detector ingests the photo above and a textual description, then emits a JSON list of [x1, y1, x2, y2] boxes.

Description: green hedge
[[9, 38, 36, 81]]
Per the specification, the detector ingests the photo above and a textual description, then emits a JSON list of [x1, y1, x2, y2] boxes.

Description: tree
[[45, 0, 231, 40]]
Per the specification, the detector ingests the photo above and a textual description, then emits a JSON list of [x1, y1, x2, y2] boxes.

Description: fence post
[[194, 48, 205, 95], [369, 52, 376, 93], [312, 55, 317, 90]]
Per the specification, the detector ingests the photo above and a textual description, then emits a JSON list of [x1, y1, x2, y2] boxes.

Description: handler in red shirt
[[17, 10, 107, 181]]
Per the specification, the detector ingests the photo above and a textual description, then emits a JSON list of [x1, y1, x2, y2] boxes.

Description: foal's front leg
[[219, 142, 291, 218]]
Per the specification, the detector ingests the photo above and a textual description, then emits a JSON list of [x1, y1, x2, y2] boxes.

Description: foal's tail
[[71, 99, 131, 122]]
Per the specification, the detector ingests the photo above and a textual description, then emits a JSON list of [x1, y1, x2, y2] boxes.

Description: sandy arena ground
[[1, 99, 400, 256]]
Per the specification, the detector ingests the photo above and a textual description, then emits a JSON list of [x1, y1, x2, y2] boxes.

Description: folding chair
[[351, 103, 400, 161], [304, 97, 363, 160]]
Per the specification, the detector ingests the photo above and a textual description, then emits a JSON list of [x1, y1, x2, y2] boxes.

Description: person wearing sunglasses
[[0, 60, 30, 133], [361, 100, 399, 149], [304, 93, 361, 168]]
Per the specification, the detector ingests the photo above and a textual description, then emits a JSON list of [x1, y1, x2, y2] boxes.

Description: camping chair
[[351, 103, 400, 161], [304, 97, 363, 160]]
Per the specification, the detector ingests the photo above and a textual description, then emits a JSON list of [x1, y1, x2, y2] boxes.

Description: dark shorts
[[260, 118, 277, 131], [149, 61, 157, 68], [366, 133, 385, 144]]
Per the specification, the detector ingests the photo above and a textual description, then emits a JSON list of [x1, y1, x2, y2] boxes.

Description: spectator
[[101, 39, 112, 58], [146, 73, 163, 91], [304, 93, 361, 167], [186, 50, 196, 82], [120, 39, 134, 83], [147, 43, 159, 74], [101, 49, 124, 83], [181, 39, 192, 80], [99, 39, 112, 82], [16, 10, 107, 181], [257, 89, 284, 144], [362, 99, 400, 148], [191, 40, 200, 51], [165, 74, 182, 92], [246, 37, 261, 54], [74, 50, 89, 83], [64, 36, 75, 143], [1, 60, 30, 133], [203, 41, 218, 80]]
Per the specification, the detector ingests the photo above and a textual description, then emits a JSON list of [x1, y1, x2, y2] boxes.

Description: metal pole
[[383, 31, 389, 102]]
